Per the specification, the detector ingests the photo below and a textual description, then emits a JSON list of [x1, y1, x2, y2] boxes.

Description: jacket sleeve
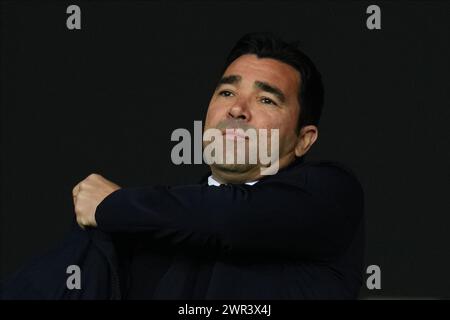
[[95, 164, 364, 261], [0, 220, 121, 300]]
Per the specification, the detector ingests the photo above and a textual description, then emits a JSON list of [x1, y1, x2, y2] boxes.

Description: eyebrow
[[217, 75, 242, 85], [216, 74, 286, 104], [254, 81, 286, 104]]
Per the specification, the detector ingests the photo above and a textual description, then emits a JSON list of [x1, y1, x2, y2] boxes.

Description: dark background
[[1, 1, 449, 299]]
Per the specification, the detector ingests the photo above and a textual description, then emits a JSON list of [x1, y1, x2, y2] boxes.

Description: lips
[[222, 128, 249, 140]]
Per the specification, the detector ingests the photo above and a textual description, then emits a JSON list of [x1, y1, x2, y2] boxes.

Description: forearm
[[95, 179, 363, 260]]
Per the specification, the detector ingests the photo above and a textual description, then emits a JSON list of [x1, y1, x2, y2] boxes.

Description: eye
[[259, 97, 278, 106], [218, 90, 234, 97]]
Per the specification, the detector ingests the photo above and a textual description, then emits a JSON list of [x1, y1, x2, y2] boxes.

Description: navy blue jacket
[[1, 157, 365, 299]]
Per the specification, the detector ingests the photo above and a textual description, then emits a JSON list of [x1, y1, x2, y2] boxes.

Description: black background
[[1, 1, 449, 299]]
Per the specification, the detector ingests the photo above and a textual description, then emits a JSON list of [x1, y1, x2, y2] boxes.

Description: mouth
[[222, 128, 249, 140]]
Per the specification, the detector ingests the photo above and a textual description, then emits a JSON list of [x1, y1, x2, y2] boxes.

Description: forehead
[[222, 54, 301, 96]]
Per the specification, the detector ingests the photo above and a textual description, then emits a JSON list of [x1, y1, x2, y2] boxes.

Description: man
[[2, 32, 364, 299]]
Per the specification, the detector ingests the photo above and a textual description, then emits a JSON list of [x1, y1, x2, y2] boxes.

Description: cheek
[[205, 97, 237, 128], [204, 102, 222, 128], [278, 122, 300, 153], [280, 111, 299, 134], [254, 109, 287, 131], [260, 111, 298, 150]]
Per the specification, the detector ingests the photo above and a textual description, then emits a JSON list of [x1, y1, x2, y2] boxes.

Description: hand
[[72, 173, 121, 228]]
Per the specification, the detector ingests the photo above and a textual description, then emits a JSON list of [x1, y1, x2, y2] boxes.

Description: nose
[[227, 98, 251, 121]]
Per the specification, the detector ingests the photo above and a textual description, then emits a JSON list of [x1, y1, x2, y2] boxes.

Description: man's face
[[203, 54, 303, 179]]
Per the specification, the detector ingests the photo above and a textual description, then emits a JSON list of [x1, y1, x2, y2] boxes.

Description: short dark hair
[[221, 32, 324, 132]]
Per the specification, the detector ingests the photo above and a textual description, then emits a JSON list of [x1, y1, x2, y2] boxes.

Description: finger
[[76, 216, 86, 230], [72, 183, 80, 197]]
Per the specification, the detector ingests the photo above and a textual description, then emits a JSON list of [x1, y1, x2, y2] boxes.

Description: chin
[[210, 162, 258, 174]]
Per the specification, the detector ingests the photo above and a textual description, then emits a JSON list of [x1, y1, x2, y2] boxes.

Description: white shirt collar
[[207, 175, 259, 186]]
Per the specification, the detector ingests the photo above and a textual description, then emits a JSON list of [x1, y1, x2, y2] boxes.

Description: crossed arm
[[73, 166, 363, 261]]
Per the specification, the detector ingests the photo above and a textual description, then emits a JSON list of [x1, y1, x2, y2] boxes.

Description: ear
[[294, 125, 319, 157]]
